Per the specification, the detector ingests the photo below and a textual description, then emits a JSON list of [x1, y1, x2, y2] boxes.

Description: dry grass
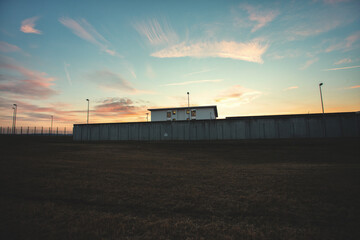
[[1, 135, 359, 239]]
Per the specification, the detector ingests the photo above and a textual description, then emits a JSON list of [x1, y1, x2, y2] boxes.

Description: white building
[[148, 106, 218, 122]]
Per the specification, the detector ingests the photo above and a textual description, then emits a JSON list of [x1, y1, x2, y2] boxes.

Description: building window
[[166, 111, 171, 118], [172, 110, 176, 115], [191, 110, 196, 117], [186, 109, 190, 114]]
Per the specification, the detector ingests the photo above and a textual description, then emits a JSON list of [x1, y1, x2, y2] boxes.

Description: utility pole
[[86, 99, 90, 124], [12, 104, 17, 134], [319, 83, 324, 114], [51, 115, 53, 134], [187, 92, 190, 120]]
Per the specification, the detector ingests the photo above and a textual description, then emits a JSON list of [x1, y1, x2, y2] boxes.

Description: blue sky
[[0, 0, 359, 128]]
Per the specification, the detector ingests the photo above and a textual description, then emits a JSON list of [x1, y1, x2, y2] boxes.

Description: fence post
[[56, 127, 58, 136]]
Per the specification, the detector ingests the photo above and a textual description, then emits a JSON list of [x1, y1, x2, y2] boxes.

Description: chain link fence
[[0, 126, 72, 135]]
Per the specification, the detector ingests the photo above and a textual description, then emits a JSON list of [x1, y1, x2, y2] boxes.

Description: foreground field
[[1, 136, 359, 239]]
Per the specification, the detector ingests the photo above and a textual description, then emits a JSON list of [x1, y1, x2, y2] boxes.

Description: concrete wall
[[73, 112, 360, 141]]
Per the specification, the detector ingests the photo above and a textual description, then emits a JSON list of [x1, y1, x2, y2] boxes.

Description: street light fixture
[[12, 104, 17, 134], [319, 83, 324, 114], [86, 99, 90, 124]]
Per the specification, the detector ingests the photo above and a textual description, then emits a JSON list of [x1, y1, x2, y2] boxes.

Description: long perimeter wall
[[73, 112, 360, 141]]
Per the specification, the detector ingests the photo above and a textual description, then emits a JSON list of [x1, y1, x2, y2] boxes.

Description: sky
[[0, 0, 359, 129]]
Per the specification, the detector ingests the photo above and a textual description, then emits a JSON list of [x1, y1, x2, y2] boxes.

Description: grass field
[[1, 135, 359, 239]]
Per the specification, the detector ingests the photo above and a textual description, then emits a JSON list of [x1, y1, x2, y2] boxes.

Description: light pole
[[86, 99, 90, 124], [12, 104, 17, 134], [187, 92, 190, 120], [319, 83, 324, 114], [51, 115, 53, 134]]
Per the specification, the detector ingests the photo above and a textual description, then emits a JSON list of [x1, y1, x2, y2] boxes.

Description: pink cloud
[[87, 70, 154, 95], [20, 16, 42, 34], [334, 58, 352, 65], [162, 79, 223, 86], [215, 85, 262, 106], [90, 97, 149, 122], [326, 31, 360, 52], [0, 58, 57, 99], [284, 86, 299, 91], [300, 58, 319, 70], [0, 42, 21, 52], [241, 4, 279, 32], [151, 40, 268, 63]]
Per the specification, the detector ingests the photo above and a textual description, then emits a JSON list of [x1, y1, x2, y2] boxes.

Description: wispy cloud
[[20, 16, 42, 34], [324, 65, 360, 71], [241, 4, 279, 32], [146, 65, 156, 79], [87, 70, 154, 94], [345, 85, 360, 89], [334, 58, 352, 65], [59, 17, 117, 56], [294, 21, 341, 37], [288, 5, 355, 40], [215, 85, 262, 106], [323, 0, 350, 4], [183, 69, 214, 77], [64, 62, 72, 86], [300, 58, 319, 70], [0, 57, 57, 99], [0, 42, 21, 52], [326, 31, 360, 52], [134, 18, 178, 45], [284, 86, 299, 91], [152, 40, 268, 63], [162, 79, 223, 86]]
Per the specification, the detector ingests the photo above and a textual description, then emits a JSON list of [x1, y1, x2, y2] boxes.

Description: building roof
[[148, 105, 218, 117]]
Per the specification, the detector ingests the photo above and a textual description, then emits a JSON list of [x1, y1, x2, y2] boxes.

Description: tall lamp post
[[187, 92, 190, 120], [319, 83, 324, 114], [86, 99, 90, 124], [12, 104, 17, 134], [50, 115, 53, 134]]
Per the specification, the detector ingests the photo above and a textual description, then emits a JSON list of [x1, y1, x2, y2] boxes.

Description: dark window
[[191, 110, 196, 117]]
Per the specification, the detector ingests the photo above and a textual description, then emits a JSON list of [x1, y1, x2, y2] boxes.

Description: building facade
[[148, 106, 218, 122]]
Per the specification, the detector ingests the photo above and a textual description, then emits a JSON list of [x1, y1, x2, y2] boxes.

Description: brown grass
[[1, 135, 359, 239]]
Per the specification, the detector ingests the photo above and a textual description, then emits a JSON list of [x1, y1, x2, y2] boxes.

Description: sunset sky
[[0, 0, 359, 128]]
